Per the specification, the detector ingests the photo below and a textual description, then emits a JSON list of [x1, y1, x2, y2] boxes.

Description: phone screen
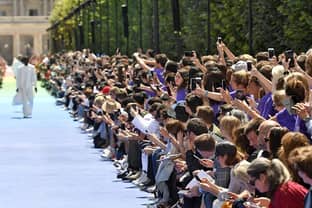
[[247, 61, 252, 71], [285, 50, 295, 68], [191, 78, 201, 91], [268, 48, 275, 58], [222, 80, 226, 90]]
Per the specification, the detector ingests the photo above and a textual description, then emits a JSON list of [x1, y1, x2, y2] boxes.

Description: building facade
[[0, 0, 54, 64]]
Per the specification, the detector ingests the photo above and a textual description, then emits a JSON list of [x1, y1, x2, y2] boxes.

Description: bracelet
[[204, 90, 209, 97]]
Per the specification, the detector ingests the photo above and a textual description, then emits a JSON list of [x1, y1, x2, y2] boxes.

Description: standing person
[[16, 56, 37, 118]]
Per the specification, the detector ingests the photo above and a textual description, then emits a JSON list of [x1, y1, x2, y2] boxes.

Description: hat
[[231, 61, 247, 71], [101, 86, 110, 94], [120, 108, 129, 118], [215, 142, 237, 157], [102, 99, 121, 114]]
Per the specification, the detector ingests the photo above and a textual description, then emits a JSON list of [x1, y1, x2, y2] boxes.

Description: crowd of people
[[32, 41, 312, 208]]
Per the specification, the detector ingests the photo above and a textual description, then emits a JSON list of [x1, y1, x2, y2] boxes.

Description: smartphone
[[235, 90, 246, 100], [221, 80, 227, 90], [190, 77, 201, 91], [243, 202, 260, 208], [285, 50, 295, 68], [115, 48, 120, 55], [194, 175, 202, 182], [282, 97, 296, 115], [247, 61, 252, 71], [217, 37, 222, 44], [219, 192, 231, 201], [193, 154, 202, 160], [184, 51, 193, 57], [268, 48, 275, 58], [178, 190, 189, 196]]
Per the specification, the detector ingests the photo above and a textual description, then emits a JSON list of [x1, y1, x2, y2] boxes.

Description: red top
[[269, 181, 308, 208]]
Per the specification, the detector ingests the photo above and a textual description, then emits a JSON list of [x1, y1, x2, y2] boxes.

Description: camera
[[285, 50, 295, 68], [268, 48, 275, 58], [184, 51, 193, 57], [190, 77, 202, 91], [217, 37, 222, 44]]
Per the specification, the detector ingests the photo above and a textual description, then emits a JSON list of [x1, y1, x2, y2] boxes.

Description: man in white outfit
[[16, 56, 37, 118]]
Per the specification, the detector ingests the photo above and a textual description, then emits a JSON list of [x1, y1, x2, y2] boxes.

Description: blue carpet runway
[[0, 76, 151, 208]]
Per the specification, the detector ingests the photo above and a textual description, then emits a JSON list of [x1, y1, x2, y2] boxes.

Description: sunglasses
[[264, 138, 270, 143]]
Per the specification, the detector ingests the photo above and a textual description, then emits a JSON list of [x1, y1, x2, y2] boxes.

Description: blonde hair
[[220, 115, 241, 141], [231, 70, 250, 88]]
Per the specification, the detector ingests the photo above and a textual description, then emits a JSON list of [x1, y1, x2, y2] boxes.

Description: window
[[29, 9, 38, 16], [0, 11, 7, 16]]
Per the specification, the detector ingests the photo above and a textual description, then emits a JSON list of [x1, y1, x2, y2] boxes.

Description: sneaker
[[125, 171, 141, 181], [132, 172, 146, 185], [101, 146, 114, 160], [116, 169, 128, 179], [84, 127, 94, 133], [133, 172, 149, 185]]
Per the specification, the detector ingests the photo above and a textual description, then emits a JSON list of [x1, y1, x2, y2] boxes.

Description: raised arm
[[133, 53, 152, 71], [250, 67, 272, 94], [222, 43, 236, 61]]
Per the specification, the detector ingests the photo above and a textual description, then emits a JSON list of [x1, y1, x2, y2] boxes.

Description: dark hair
[[215, 142, 241, 166], [155, 54, 168, 67], [194, 133, 216, 152], [165, 119, 185, 137], [244, 118, 264, 135], [174, 103, 189, 122], [21, 56, 29, 66], [185, 94, 203, 114], [133, 92, 147, 106], [186, 118, 208, 136], [177, 68, 189, 90], [196, 106, 215, 125], [285, 78, 306, 103], [165, 60, 178, 74], [268, 127, 289, 159]]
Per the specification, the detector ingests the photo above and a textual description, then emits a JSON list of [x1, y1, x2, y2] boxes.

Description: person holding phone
[[200, 142, 244, 208], [273, 73, 311, 138], [193, 70, 250, 105], [173, 68, 189, 101]]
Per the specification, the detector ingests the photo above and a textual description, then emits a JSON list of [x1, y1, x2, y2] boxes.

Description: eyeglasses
[[264, 138, 270, 143]]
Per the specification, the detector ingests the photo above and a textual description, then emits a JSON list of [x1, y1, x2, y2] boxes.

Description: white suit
[[16, 64, 37, 117]]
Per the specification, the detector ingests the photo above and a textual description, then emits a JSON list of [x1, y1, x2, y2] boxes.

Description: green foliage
[[50, 0, 312, 56]]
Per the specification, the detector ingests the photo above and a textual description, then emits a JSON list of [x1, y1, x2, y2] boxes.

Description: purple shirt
[[153, 68, 165, 85], [257, 93, 277, 119], [176, 88, 187, 101], [276, 108, 310, 138]]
